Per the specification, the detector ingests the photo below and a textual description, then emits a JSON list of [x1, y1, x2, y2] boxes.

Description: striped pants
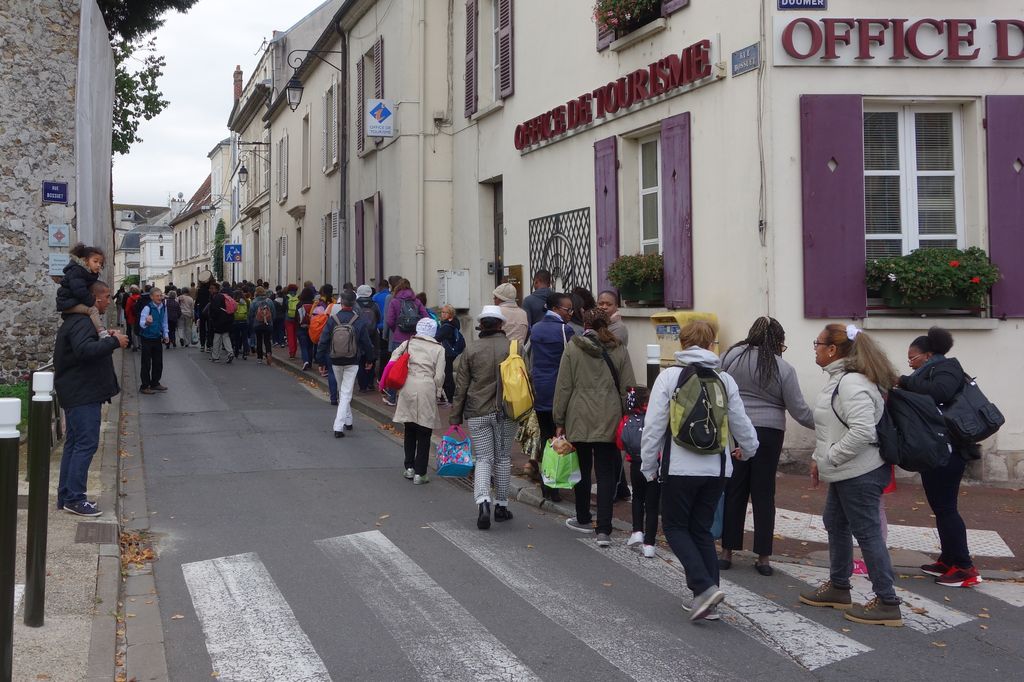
[[468, 414, 516, 506]]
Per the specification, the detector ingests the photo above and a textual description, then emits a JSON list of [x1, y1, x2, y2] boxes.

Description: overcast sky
[[111, 0, 330, 207]]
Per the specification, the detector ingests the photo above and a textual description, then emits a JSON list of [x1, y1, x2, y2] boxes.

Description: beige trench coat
[[391, 335, 446, 429]]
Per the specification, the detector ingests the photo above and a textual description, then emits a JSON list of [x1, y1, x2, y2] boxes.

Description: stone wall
[[0, 1, 81, 383]]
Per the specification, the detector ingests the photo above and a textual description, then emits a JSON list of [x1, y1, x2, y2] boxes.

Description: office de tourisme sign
[[514, 37, 720, 151], [774, 17, 1024, 66]]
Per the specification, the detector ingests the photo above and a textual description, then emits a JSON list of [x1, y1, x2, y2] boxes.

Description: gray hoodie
[[640, 348, 759, 479], [721, 345, 814, 431]]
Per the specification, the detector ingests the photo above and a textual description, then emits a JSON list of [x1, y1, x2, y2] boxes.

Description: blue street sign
[[223, 244, 242, 263], [778, 0, 826, 8], [732, 43, 761, 77], [42, 181, 68, 204]]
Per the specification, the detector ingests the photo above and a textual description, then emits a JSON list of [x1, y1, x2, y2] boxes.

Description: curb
[[114, 350, 170, 682]]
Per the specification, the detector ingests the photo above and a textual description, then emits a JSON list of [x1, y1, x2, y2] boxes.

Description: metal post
[[0, 397, 22, 681], [646, 344, 662, 389], [24, 372, 53, 628]]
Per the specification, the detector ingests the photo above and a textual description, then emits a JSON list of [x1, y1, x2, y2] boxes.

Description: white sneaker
[[626, 531, 644, 546], [681, 600, 721, 621], [413, 474, 429, 485], [642, 544, 656, 558], [403, 468, 415, 480]]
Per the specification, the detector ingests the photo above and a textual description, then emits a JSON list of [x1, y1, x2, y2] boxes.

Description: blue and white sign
[[42, 181, 68, 204], [223, 244, 242, 263], [48, 224, 71, 247], [732, 43, 761, 77], [366, 99, 396, 138], [48, 253, 70, 276], [778, 0, 826, 8]]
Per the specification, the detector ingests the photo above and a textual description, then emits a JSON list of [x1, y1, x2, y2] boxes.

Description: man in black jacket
[[54, 281, 128, 516]]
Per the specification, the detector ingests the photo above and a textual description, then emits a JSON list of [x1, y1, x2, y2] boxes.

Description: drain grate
[[75, 521, 118, 544]]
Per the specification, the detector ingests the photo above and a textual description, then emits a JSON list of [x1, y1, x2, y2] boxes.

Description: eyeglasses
[[812, 340, 830, 349], [556, 305, 573, 313], [908, 352, 926, 365]]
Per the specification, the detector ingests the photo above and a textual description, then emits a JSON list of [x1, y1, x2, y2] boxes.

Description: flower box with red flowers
[[866, 247, 1001, 310], [593, 0, 662, 38]]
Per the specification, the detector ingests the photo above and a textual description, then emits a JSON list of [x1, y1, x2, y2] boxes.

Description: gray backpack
[[329, 312, 358, 361]]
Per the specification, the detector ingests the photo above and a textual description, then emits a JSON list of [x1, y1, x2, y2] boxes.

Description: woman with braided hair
[[719, 317, 815, 575]]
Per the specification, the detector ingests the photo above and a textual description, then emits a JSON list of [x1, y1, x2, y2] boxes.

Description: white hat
[[477, 304, 506, 322], [356, 284, 373, 298], [492, 283, 517, 302], [415, 317, 438, 337]]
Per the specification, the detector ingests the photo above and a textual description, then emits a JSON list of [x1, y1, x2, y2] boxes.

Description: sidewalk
[[272, 352, 1023, 576], [10, 353, 121, 681]]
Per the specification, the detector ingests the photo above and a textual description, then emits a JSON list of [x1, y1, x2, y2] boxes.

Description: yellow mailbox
[[650, 311, 719, 365]]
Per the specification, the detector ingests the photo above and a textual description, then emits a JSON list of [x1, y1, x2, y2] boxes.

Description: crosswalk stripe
[[316, 531, 541, 682], [583, 541, 871, 671], [758, 507, 1014, 558], [181, 553, 331, 681], [773, 563, 973, 633], [431, 521, 734, 681], [14, 584, 23, 613], [975, 582, 1024, 607]]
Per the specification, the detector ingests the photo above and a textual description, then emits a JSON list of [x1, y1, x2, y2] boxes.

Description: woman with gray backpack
[[640, 320, 758, 622]]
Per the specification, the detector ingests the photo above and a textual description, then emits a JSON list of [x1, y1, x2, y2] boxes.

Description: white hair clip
[[846, 324, 861, 341]]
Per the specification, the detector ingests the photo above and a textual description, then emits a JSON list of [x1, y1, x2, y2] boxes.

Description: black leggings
[[630, 459, 661, 545], [721, 426, 785, 556], [403, 422, 432, 476], [253, 329, 273, 360]]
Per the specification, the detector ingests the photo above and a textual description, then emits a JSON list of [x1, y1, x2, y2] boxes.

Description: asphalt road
[[136, 346, 1024, 681]]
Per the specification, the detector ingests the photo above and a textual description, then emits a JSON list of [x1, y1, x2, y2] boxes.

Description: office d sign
[[366, 99, 396, 138]]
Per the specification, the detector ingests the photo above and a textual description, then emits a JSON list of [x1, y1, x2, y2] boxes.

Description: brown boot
[[844, 598, 904, 627], [799, 580, 853, 609]]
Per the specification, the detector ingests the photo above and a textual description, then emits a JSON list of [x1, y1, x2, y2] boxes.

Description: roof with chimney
[[113, 203, 171, 224], [117, 224, 172, 252], [169, 175, 213, 227]]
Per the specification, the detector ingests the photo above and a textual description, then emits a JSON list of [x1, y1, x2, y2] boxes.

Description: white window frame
[[639, 136, 663, 254], [491, 0, 501, 102], [864, 104, 966, 256]]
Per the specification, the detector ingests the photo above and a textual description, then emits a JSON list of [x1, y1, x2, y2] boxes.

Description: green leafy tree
[[213, 219, 227, 281], [98, 0, 199, 154]]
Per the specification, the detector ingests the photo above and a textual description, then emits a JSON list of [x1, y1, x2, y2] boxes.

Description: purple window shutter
[[594, 136, 619, 293], [374, 37, 384, 99], [800, 95, 866, 319], [354, 200, 365, 285], [596, 24, 615, 52], [497, 0, 514, 98], [465, 0, 478, 117], [660, 113, 693, 309], [356, 59, 365, 153], [986, 96, 1024, 318], [375, 192, 384, 286], [661, 0, 689, 16]]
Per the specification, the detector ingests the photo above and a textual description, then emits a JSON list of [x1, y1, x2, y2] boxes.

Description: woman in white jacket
[[640, 321, 759, 622], [800, 323, 904, 628]]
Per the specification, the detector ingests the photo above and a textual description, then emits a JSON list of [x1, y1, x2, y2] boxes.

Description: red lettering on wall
[[889, 19, 908, 60], [578, 94, 594, 125], [856, 19, 891, 60], [994, 19, 1024, 60], [616, 77, 632, 109], [906, 19, 944, 60], [822, 18, 856, 60], [514, 125, 526, 151], [592, 86, 607, 119], [553, 105, 567, 134], [694, 39, 712, 78], [945, 19, 980, 60], [648, 62, 665, 96], [604, 82, 620, 115], [782, 17, 824, 59], [631, 69, 650, 103]]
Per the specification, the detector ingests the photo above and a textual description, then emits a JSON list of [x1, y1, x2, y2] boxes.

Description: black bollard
[[0, 397, 22, 681], [24, 371, 54, 628], [646, 344, 661, 389]]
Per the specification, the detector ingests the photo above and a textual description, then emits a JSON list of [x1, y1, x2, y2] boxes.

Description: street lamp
[[238, 164, 249, 185], [284, 49, 343, 112]]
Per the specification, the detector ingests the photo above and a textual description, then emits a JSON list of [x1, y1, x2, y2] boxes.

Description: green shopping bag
[[540, 439, 582, 489]]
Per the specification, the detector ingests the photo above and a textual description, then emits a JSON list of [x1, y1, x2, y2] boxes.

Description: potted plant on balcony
[[608, 252, 664, 305], [593, 0, 662, 38], [866, 247, 1001, 310]]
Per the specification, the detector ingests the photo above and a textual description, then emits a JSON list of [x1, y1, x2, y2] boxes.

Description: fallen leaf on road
[[601, 582, 613, 587], [978, 613, 990, 619], [375, 522, 382, 527], [915, 500, 926, 505], [911, 507, 919, 511], [912, 607, 927, 615], [526, 544, 534, 549], [800, 542, 808, 546], [144, 600, 153, 604], [126, 613, 136, 618], [841, 628, 851, 633], [944, 596, 951, 601], [378, 514, 390, 520], [979, 624, 989, 630], [211, 673, 220, 678], [35, 675, 51, 680], [931, 641, 947, 648], [171, 614, 184, 620], [420, 525, 430, 529], [912, 576, 926, 580]]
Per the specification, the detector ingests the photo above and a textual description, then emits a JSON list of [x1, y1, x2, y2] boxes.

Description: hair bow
[[846, 324, 861, 341]]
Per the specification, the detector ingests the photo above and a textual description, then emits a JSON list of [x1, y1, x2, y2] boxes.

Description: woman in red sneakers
[[899, 327, 983, 588]]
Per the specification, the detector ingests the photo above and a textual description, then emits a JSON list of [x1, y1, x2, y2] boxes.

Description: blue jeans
[[58, 402, 102, 508], [231, 321, 250, 356], [824, 464, 898, 602], [273, 318, 285, 345], [661, 474, 725, 597], [298, 327, 314, 364]]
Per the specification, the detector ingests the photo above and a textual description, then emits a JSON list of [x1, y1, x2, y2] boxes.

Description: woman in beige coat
[[391, 317, 446, 484], [554, 309, 635, 546]]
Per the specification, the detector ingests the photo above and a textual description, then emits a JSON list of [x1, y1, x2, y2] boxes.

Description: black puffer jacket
[[55, 256, 98, 311], [53, 314, 120, 408]]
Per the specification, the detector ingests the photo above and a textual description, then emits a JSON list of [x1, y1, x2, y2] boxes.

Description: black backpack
[[397, 298, 421, 333], [934, 370, 1004, 444], [832, 376, 951, 473]]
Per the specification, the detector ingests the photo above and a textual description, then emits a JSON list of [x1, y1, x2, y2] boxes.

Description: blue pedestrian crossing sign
[[223, 244, 242, 263]]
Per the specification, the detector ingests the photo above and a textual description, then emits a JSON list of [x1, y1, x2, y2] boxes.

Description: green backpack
[[669, 364, 730, 455]]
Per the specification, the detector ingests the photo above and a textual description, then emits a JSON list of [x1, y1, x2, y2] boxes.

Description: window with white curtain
[[864, 106, 965, 259]]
